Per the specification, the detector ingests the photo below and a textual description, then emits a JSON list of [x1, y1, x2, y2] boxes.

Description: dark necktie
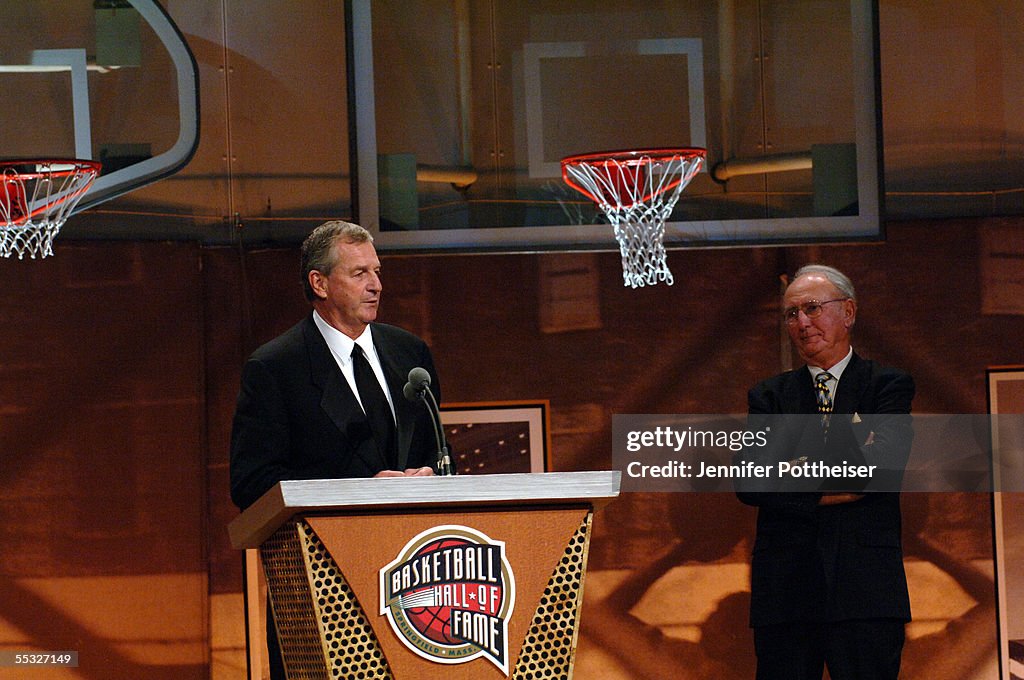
[[352, 343, 397, 469], [815, 372, 835, 435]]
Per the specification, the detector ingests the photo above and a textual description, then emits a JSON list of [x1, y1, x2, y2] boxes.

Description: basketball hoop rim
[[1, 158, 102, 176], [1, 158, 102, 227], [559, 147, 706, 208], [559, 147, 706, 167]]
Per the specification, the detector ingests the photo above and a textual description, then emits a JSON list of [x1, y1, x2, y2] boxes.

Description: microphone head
[[402, 381, 421, 403], [408, 367, 431, 389]]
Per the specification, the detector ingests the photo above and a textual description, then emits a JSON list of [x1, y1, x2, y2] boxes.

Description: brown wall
[[0, 216, 1017, 678], [0, 243, 206, 678]]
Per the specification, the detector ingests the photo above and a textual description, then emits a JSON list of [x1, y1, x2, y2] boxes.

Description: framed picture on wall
[[989, 367, 1024, 680], [440, 400, 550, 474]]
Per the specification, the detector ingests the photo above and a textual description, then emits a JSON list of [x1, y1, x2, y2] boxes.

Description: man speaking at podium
[[229, 220, 443, 678], [736, 265, 915, 680], [230, 220, 442, 511]]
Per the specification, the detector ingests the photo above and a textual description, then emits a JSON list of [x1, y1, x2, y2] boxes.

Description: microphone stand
[[405, 380, 454, 476], [420, 386, 454, 476]]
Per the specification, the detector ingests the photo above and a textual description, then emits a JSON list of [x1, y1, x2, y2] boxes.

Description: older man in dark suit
[[736, 264, 915, 680], [229, 220, 442, 678], [230, 220, 440, 510]]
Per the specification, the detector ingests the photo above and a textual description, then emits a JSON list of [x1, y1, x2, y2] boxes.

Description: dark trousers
[[754, 619, 905, 680]]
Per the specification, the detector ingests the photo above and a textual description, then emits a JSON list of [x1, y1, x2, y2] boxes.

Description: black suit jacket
[[736, 353, 915, 627], [229, 315, 440, 510]]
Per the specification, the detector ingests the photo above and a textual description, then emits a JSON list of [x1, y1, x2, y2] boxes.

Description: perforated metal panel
[[262, 520, 393, 679], [299, 521, 393, 678], [511, 513, 592, 679], [262, 522, 331, 679]]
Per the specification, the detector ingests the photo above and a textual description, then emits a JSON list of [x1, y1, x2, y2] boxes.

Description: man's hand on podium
[[374, 466, 435, 478]]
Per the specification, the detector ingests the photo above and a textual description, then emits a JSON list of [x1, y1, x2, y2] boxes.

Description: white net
[[1, 160, 101, 259], [562, 150, 704, 288]]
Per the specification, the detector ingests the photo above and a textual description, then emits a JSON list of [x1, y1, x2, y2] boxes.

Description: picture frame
[[989, 367, 1024, 680], [440, 400, 551, 474]]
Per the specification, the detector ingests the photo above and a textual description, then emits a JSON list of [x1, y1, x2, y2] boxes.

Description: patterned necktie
[[352, 343, 397, 469], [815, 372, 835, 435]]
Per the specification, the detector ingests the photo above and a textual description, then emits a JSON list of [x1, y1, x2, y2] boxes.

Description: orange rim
[[560, 148, 705, 207]]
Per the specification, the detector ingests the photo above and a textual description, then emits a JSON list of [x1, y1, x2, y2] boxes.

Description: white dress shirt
[[808, 346, 854, 397], [312, 310, 396, 422]]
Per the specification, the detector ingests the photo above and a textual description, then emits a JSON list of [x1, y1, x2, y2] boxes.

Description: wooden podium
[[229, 471, 620, 679]]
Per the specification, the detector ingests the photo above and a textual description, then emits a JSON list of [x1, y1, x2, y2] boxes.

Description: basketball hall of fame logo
[[380, 525, 516, 674]]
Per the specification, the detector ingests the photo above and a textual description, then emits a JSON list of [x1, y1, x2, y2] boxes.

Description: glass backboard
[[350, 0, 883, 252]]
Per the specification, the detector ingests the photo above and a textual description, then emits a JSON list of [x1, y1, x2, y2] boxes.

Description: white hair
[[792, 264, 856, 301]]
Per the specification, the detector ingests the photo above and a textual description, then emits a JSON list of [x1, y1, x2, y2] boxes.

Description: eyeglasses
[[782, 298, 848, 324]]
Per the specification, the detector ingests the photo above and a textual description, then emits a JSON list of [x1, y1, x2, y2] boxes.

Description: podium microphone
[[403, 367, 454, 476]]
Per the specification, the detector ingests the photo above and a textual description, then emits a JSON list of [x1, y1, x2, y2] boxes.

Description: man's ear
[[843, 299, 857, 328], [308, 270, 328, 300]]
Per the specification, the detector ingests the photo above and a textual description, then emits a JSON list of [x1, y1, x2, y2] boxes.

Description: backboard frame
[[349, 0, 884, 252], [78, 0, 199, 212], [0, 0, 200, 215]]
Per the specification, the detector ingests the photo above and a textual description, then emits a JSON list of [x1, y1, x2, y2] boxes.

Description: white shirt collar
[[313, 310, 373, 365], [312, 311, 395, 417], [808, 346, 853, 382]]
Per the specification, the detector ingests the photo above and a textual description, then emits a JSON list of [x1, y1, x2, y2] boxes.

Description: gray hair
[[791, 264, 857, 301], [301, 221, 373, 301]]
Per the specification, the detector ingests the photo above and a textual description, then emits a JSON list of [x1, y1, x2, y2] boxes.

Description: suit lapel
[[791, 366, 820, 414], [787, 366, 826, 451], [833, 353, 865, 414], [303, 316, 388, 471]]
